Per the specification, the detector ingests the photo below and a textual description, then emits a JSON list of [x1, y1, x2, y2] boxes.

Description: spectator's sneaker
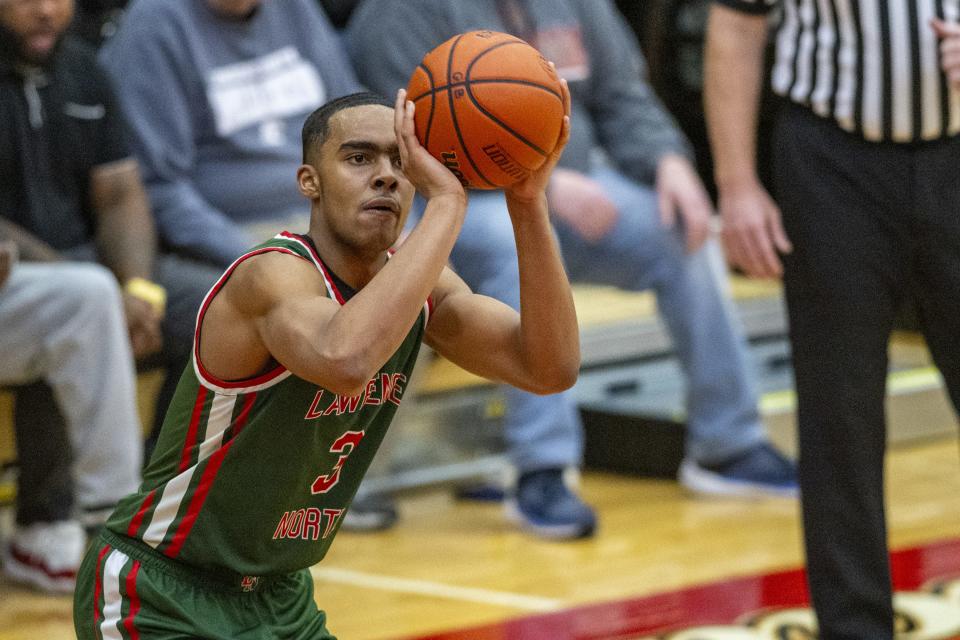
[[2, 520, 86, 593], [679, 443, 799, 498], [341, 494, 399, 532], [505, 468, 597, 540]]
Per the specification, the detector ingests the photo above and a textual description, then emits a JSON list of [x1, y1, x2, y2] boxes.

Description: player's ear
[[297, 164, 322, 198]]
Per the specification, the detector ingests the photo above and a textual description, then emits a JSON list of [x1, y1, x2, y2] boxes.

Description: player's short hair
[[301, 92, 393, 162]]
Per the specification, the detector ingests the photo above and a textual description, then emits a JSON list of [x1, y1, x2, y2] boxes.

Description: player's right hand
[[394, 89, 466, 202]]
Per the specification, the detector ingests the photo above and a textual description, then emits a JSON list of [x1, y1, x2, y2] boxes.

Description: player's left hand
[[655, 153, 714, 253], [504, 71, 571, 205], [932, 18, 960, 89]]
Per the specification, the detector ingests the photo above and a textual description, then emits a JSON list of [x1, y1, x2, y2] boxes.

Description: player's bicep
[[424, 267, 526, 385]]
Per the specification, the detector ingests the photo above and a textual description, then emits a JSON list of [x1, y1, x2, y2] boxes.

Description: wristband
[[124, 277, 167, 315]]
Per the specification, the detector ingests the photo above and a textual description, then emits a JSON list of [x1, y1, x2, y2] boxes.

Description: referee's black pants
[[773, 102, 960, 640]]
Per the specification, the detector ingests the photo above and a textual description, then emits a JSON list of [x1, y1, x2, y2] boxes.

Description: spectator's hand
[[394, 89, 466, 202], [123, 292, 163, 360], [932, 18, 960, 89], [506, 73, 572, 207], [717, 180, 792, 279], [0, 242, 16, 289], [656, 153, 713, 253], [547, 168, 619, 243]]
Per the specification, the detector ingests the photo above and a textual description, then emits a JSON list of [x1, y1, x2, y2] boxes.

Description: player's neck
[[304, 229, 388, 291]]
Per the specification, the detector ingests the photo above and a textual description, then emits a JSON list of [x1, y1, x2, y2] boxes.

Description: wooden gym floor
[[1, 284, 959, 639]]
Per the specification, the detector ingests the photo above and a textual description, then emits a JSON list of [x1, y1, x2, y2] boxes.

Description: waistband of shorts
[[99, 529, 298, 593]]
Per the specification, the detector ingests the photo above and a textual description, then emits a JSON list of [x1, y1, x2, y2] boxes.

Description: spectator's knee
[[58, 263, 124, 315]]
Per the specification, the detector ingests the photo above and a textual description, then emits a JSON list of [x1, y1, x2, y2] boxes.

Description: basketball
[[406, 30, 565, 190]]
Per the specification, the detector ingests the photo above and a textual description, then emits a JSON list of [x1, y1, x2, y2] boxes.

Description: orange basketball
[[406, 30, 564, 190]]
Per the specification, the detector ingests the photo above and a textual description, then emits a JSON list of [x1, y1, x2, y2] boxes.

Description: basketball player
[[72, 86, 578, 639]]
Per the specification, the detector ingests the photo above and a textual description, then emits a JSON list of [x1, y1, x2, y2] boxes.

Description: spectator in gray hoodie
[[100, 0, 362, 269], [345, 0, 797, 540]]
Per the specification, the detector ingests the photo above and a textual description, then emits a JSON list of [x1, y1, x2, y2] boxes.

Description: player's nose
[[371, 156, 400, 190]]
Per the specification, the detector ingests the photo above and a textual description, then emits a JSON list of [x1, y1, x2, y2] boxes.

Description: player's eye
[[392, 155, 403, 168], [347, 153, 368, 164]]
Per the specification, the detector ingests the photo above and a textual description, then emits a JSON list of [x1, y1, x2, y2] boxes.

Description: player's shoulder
[[224, 249, 325, 311], [235, 248, 318, 287]]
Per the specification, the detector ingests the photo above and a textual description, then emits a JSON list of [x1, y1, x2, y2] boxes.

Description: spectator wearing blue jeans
[[345, 0, 797, 540]]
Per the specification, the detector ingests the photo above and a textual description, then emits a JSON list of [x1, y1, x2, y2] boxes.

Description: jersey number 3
[[311, 430, 365, 494]]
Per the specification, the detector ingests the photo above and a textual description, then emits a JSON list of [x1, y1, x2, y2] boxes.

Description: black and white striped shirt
[[717, 0, 960, 142]]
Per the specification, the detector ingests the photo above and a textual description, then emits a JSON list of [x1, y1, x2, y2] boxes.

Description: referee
[[705, 1, 960, 638]]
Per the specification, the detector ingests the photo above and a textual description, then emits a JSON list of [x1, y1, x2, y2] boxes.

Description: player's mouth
[[361, 197, 400, 215]]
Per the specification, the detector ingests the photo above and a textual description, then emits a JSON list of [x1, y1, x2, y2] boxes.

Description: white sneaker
[[3, 520, 86, 593]]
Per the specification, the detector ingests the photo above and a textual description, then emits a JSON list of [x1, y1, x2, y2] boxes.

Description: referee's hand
[[932, 19, 960, 90], [717, 180, 792, 280]]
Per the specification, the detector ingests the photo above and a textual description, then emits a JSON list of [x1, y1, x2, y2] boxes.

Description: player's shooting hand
[[504, 73, 572, 206], [717, 179, 792, 279], [0, 242, 16, 289], [547, 168, 619, 243], [932, 18, 960, 89], [123, 292, 163, 360], [656, 154, 714, 253], [394, 89, 466, 202]]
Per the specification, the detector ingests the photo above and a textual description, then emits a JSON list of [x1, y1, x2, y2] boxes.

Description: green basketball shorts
[[73, 530, 336, 640]]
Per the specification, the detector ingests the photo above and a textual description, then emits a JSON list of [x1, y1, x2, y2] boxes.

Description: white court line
[[311, 566, 564, 612]]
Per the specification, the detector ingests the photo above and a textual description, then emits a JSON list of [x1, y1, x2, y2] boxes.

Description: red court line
[[405, 537, 960, 640]]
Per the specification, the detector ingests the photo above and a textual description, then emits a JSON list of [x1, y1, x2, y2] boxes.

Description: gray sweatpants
[[0, 262, 141, 514]]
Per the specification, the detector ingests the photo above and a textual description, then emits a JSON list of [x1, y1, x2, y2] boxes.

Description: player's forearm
[[320, 193, 466, 392], [704, 5, 769, 192], [508, 194, 580, 392]]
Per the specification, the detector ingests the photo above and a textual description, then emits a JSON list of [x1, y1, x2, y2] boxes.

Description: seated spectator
[[344, 0, 798, 540], [0, 0, 221, 482], [98, 0, 361, 270], [0, 242, 141, 593]]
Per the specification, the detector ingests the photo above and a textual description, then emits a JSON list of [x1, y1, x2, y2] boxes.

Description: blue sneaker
[[679, 443, 798, 498], [505, 469, 597, 540]]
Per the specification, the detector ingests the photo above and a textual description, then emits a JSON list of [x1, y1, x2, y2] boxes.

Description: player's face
[[312, 105, 414, 252], [0, 0, 74, 65]]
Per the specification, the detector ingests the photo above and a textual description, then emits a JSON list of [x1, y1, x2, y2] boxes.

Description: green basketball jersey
[[106, 232, 427, 577]]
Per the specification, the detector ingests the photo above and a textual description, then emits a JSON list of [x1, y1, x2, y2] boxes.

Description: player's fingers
[[558, 72, 571, 120], [402, 99, 417, 143], [394, 89, 406, 137]]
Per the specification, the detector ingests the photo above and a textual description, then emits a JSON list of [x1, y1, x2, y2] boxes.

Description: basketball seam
[[410, 78, 562, 104], [445, 34, 496, 188], [418, 63, 437, 148], [465, 41, 561, 157]]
